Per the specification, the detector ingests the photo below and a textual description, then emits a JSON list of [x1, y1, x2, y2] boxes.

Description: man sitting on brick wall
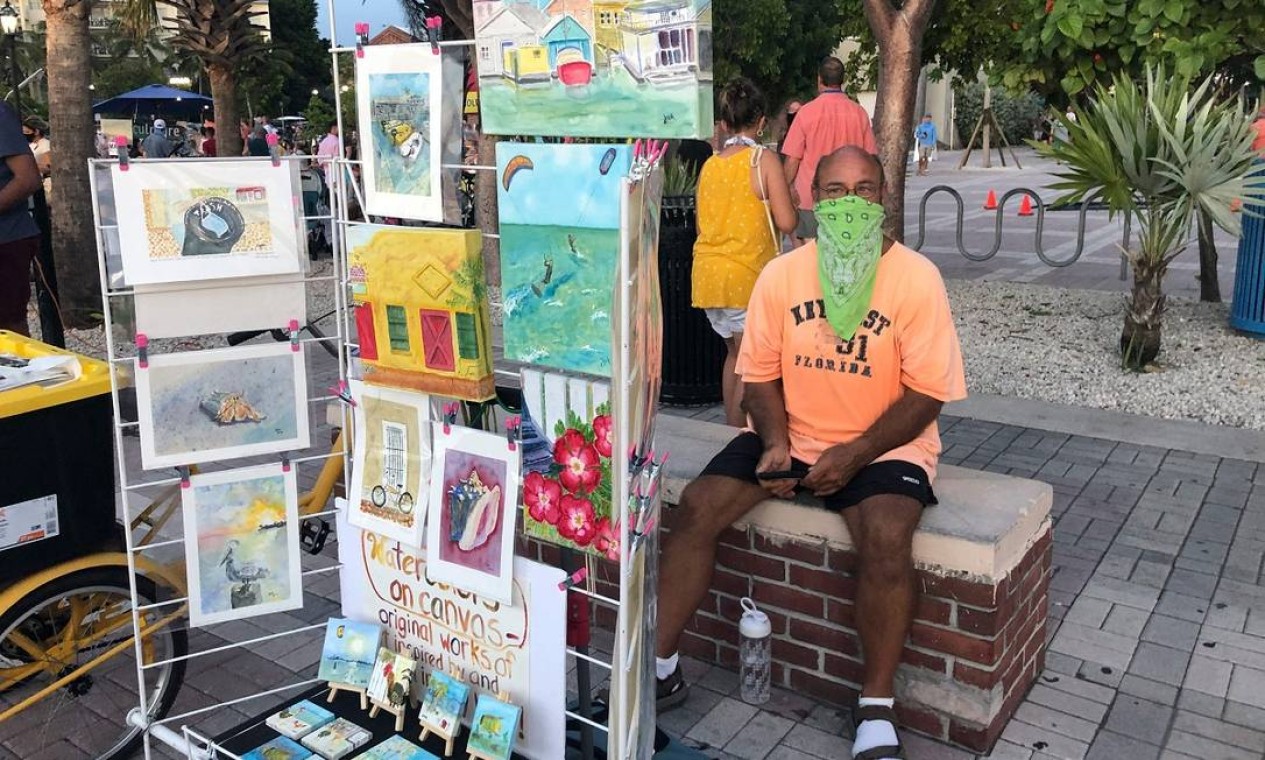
[[655, 146, 967, 760]]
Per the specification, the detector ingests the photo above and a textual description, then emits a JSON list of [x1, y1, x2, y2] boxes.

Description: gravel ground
[[25, 269, 1265, 431], [948, 280, 1265, 430]]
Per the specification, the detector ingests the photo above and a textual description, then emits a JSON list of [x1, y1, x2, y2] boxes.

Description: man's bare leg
[[842, 493, 923, 696], [657, 475, 770, 658]]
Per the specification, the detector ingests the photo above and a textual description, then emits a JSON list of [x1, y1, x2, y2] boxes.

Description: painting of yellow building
[[348, 225, 495, 402]]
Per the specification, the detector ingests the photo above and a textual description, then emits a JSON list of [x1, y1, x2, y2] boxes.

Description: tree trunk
[[862, 0, 936, 243], [1121, 257, 1167, 370], [209, 63, 243, 158], [44, 0, 98, 328], [1196, 208, 1220, 302]]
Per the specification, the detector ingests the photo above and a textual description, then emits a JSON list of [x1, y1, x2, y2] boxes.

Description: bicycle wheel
[[0, 567, 188, 760]]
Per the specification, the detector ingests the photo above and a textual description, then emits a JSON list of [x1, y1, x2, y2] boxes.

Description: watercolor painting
[[466, 694, 522, 760], [111, 160, 303, 285], [243, 736, 314, 760], [317, 618, 381, 689], [134, 342, 310, 470], [418, 669, 471, 735], [356, 43, 445, 221], [474, 0, 714, 138], [367, 647, 418, 708], [360, 735, 440, 760], [181, 464, 302, 627], [519, 369, 617, 559], [620, 168, 665, 460], [300, 717, 373, 759], [348, 381, 432, 547], [425, 424, 520, 603], [266, 699, 336, 740], [347, 225, 495, 401], [498, 142, 631, 375]]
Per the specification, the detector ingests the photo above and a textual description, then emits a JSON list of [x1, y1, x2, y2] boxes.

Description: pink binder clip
[[135, 333, 149, 369], [288, 319, 301, 351], [116, 137, 130, 170], [355, 22, 369, 57], [506, 416, 521, 451], [178, 466, 191, 489], [426, 16, 443, 55], [281, 453, 292, 473], [558, 567, 588, 591], [442, 402, 459, 435]]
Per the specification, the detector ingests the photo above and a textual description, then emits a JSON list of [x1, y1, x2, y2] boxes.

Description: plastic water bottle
[[739, 597, 772, 705]]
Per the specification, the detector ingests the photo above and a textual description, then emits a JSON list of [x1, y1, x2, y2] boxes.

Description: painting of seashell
[[457, 484, 501, 552]]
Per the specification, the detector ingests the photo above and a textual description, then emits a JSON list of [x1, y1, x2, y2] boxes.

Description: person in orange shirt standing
[[781, 57, 877, 242], [655, 147, 966, 760]]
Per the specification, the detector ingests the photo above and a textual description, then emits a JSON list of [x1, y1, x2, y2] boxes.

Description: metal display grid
[[103, 3, 664, 759]]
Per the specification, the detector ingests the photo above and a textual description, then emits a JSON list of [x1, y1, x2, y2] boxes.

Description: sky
[[315, 0, 409, 46], [498, 144, 632, 229]]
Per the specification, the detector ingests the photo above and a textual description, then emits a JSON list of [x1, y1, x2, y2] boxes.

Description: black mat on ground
[[212, 685, 529, 759]]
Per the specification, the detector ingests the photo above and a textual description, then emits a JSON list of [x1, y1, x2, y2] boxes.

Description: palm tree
[[43, 0, 98, 327], [1037, 65, 1265, 370], [120, 0, 268, 156]]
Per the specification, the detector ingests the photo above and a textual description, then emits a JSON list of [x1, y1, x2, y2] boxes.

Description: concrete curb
[[945, 393, 1265, 464]]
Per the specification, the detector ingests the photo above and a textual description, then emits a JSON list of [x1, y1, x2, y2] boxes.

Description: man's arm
[[783, 157, 802, 207], [0, 152, 41, 214], [800, 389, 942, 497], [743, 380, 797, 499]]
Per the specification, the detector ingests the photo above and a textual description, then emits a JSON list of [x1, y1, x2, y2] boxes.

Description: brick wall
[[519, 514, 1051, 754]]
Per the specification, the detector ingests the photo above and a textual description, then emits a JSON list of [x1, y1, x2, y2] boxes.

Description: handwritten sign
[[337, 508, 566, 759]]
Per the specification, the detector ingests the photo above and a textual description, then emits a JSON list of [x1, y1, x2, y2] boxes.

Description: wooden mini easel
[[368, 675, 413, 733], [419, 664, 470, 757], [326, 682, 368, 711], [466, 691, 515, 760]]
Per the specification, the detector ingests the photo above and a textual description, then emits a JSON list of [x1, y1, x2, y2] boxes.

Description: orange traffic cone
[[984, 189, 998, 210], [1018, 195, 1034, 217]]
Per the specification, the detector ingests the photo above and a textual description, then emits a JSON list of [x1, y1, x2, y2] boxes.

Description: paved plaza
[[7, 152, 1264, 760]]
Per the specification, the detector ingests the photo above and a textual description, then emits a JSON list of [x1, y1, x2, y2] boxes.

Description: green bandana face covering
[[814, 196, 885, 341]]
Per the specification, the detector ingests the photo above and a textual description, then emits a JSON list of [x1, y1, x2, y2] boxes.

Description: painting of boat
[[557, 49, 593, 86]]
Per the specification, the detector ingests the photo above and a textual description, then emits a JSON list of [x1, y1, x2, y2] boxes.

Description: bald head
[[812, 146, 884, 204]]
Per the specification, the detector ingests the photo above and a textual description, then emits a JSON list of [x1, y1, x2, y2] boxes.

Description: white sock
[[655, 653, 679, 680], [852, 697, 899, 759]]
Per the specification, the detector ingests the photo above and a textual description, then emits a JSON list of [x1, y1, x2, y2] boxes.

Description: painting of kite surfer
[[497, 142, 632, 376]]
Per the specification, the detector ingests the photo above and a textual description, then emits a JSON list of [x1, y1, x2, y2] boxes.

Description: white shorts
[[705, 307, 746, 340]]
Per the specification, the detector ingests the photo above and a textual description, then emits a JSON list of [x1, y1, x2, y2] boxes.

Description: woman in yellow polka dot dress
[[693, 77, 798, 426]]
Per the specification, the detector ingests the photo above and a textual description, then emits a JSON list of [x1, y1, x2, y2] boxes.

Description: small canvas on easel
[[348, 381, 432, 547], [418, 669, 472, 756], [317, 618, 381, 709], [466, 694, 521, 760], [425, 424, 520, 604], [367, 647, 417, 732]]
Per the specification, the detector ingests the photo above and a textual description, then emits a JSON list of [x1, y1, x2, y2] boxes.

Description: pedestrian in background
[[201, 126, 217, 157], [914, 113, 938, 176], [692, 77, 798, 427], [0, 102, 44, 335], [140, 119, 175, 158], [781, 56, 876, 242], [246, 126, 270, 157]]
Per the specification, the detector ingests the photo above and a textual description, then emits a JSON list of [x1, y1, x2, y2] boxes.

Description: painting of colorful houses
[[474, 0, 713, 139], [348, 225, 496, 402]]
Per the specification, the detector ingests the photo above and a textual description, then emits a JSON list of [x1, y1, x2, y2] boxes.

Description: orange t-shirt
[[1252, 118, 1265, 153], [736, 241, 966, 481], [781, 92, 878, 210]]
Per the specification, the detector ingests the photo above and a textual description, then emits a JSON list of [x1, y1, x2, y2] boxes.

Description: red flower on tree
[[557, 495, 597, 546], [594, 517, 620, 562], [553, 429, 602, 494], [524, 471, 563, 525], [592, 415, 613, 458]]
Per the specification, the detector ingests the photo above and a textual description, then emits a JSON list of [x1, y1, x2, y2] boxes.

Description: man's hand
[[755, 444, 797, 500], [789, 185, 800, 209], [802, 440, 871, 497]]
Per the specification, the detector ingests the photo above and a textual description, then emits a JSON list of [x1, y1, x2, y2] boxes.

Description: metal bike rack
[[911, 185, 1132, 279]]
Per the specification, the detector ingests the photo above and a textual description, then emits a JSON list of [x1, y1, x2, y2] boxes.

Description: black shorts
[[699, 432, 938, 511]]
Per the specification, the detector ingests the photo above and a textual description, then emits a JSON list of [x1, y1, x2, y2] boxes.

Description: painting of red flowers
[[520, 369, 617, 559]]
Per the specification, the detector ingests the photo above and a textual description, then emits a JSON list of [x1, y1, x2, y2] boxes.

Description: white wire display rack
[[105, 2, 664, 757]]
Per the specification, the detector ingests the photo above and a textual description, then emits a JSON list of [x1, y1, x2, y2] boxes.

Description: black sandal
[[851, 703, 907, 760]]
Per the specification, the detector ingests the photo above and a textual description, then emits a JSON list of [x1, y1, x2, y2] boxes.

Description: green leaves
[[1057, 13, 1084, 40]]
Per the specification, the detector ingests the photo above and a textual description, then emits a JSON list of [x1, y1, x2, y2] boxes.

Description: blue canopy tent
[[92, 83, 212, 122]]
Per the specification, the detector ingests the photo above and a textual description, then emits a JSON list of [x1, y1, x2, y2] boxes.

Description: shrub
[[953, 82, 1044, 148]]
